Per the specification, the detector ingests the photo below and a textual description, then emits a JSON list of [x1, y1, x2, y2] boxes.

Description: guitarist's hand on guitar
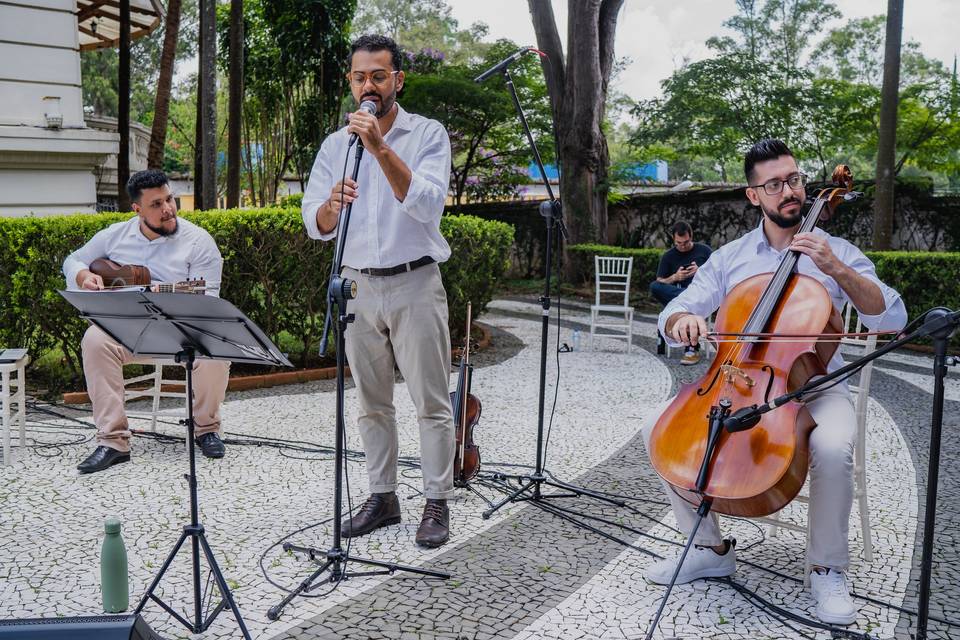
[[77, 269, 104, 290]]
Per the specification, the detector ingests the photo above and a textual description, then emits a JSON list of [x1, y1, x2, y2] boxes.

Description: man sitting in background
[[649, 220, 712, 364]]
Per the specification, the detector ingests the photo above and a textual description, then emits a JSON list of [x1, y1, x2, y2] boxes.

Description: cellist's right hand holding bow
[[670, 313, 708, 347]]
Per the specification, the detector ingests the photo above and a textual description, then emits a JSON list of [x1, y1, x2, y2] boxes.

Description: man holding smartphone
[[649, 220, 712, 364]]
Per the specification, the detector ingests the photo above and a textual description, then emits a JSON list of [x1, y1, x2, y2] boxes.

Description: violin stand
[[60, 290, 294, 640], [266, 137, 449, 622], [480, 66, 626, 521]]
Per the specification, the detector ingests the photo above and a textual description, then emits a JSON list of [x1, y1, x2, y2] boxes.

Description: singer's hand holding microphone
[[347, 99, 381, 149]]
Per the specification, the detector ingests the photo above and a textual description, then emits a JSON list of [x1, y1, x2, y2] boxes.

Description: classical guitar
[[89, 258, 206, 294]]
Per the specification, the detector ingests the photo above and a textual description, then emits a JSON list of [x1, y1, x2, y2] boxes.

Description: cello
[[450, 302, 481, 487], [648, 165, 859, 518]]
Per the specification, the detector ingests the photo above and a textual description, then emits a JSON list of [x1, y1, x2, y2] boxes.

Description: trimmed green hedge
[[568, 243, 960, 323], [0, 209, 512, 390]]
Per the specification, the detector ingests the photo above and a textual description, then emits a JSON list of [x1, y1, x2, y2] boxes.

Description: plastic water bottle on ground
[[572, 329, 581, 351]]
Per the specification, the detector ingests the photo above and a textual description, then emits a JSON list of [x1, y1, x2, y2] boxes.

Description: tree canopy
[[630, 0, 960, 185]]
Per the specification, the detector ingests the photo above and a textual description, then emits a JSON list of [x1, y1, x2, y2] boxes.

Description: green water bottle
[[101, 517, 129, 612]]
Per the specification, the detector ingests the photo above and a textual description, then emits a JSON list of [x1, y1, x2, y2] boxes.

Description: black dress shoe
[[342, 492, 401, 538], [196, 432, 226, 458], [415, 499, 449, 548], [77, 446, 130, 474]]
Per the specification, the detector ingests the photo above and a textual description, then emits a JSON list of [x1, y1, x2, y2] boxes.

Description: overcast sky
[[445, 0, 959, 101]]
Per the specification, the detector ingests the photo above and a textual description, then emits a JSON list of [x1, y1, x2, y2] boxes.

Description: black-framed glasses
[[347, 70, 398, 87], [750, 172, 808, 196]]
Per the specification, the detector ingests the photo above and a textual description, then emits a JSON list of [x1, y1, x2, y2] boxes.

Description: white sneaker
[[809, 568, 858, 625], [645, 539, 736, 585]]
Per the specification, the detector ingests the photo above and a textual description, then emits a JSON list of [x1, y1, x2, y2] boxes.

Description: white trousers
[[641, 384, 856, 571], [343, 263, 455, 500]]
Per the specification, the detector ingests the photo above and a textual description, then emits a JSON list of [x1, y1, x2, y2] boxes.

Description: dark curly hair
[[348, 34, 403, 72], [126, 169, 169, 203]]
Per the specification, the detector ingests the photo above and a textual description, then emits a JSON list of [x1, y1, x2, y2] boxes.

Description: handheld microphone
[[474, 47, 534, 83], [348, 100, 378, 145]]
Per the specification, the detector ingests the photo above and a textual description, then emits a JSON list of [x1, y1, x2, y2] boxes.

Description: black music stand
[[61, 289, 292, 640]]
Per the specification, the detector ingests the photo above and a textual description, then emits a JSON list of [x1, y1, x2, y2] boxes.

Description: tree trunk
[[226, 0, 243, 208], [118, 0, 130, 211], [199, 0, 218, 209], [194, 69, 203, 210], [528, 0, 623, 256], [872, 0, 903, 250], [147, 0, 182, 170]]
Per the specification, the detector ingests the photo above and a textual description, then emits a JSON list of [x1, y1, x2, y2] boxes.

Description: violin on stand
[[450, 302, 481, 487]]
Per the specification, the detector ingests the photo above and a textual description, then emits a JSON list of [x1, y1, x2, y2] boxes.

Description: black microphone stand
[[643, 308, 959, 639], [266, 136, 449, 621], [479, 66, 625, 520]]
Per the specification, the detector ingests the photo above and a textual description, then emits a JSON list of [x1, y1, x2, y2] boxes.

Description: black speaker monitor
[[0, 614, 163, 639]]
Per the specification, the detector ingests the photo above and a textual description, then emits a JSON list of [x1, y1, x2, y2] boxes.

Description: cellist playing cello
[[641, 139, 907, 625]]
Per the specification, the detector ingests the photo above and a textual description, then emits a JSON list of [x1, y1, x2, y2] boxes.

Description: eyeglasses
[[750, 172, 808, 196], [347, 70, 399, 87]]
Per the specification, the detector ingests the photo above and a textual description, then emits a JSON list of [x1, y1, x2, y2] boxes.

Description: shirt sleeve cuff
[[302, 200, 336, 241], [397, 172, 441, 223]]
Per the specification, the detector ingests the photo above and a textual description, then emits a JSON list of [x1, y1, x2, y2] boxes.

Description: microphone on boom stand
[[474, 47, 535, 83]]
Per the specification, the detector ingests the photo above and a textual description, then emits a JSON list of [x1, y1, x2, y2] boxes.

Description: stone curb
[[61, 322, 492, 404]]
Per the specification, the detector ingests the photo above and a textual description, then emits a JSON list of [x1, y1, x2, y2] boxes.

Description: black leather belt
[[358, 255, 435, 277]]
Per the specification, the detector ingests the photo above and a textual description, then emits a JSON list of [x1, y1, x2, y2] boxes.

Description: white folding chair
[[590, 256, 634, 352], [748, 301, 876, 578], [1, 351, 29, 466], [123, 359, 186, 432]]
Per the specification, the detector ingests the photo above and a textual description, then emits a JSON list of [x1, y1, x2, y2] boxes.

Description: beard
[[361, 91, 396, 118], [762, 198, 804, 229], [143, 217, 178, 237]]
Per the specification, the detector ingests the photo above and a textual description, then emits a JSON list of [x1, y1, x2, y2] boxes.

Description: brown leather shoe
[[415, 499, 449, 548], [341, 492, 401, 538]]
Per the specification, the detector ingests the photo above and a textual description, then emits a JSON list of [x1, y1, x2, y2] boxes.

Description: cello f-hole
[[697, 360, 731, 396], [761, 365, 775, 403]]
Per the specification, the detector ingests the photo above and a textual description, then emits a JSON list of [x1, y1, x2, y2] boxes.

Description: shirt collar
[[131, 215, 176, 244], [753, 219, 772, 253], [390, 103, 413, 132]]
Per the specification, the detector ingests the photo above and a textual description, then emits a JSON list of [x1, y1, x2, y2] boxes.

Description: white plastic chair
[[749, 301, 876, 577], [1, 351, 29, 466], [590, 256, 634, 352], [123, 359, 186, 432]]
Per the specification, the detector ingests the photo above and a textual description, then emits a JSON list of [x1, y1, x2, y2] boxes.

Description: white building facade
[[0, 0, 119, 216]]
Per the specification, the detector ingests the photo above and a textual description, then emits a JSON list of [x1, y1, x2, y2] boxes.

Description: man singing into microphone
[[301, 34, 455, 548]]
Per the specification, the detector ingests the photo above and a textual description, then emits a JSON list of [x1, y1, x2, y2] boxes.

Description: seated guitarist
[[62, 169, 230, 474]]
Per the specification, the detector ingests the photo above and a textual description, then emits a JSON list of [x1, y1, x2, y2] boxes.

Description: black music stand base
[[134, 349, 251, 640]]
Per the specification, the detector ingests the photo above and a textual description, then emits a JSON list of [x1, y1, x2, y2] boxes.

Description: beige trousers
[[641, 384, 856, 571], [81, 325, 230, 452], [342, 263, 455, 500]]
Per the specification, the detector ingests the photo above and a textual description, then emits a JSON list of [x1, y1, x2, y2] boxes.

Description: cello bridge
[[720, 364, 755, 388]]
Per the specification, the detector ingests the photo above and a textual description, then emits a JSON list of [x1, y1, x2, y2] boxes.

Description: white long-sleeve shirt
[[62, 216, 223, 297], [659, 221, 907, 374], [301, 103, 452, 269]]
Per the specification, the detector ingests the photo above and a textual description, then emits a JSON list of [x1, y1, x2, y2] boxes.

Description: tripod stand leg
[[135, 529, 190, 615], [482, 479, 534, 519], [542, 478, 626, 507], [644, 500, 711, 640], [196, 533, 253, 640], [266, 558, 334, 621]]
